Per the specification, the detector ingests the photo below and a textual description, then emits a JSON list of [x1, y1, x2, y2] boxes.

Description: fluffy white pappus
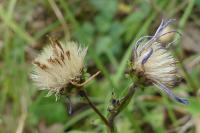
[[31, 40, 87, 97], [133, 42, 177, 87], [132, 19, 188, 104]]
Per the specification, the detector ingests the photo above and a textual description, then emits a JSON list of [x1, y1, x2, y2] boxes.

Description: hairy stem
[[78, 90, 112, 132], [108, 84, 137, 133]]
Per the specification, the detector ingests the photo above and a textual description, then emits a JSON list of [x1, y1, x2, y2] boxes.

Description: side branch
[[70, 71, 100, 87], [108, 84, 137, 132]]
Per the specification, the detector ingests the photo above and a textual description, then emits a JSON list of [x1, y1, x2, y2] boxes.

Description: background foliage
[[0, 0, 200, 132]]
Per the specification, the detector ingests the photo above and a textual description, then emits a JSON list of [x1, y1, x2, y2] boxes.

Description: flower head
[[31, 37, 87, 97], [132, 19, 188, 104]]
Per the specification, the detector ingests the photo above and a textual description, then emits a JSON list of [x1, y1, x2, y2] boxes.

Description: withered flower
[[132, 19, 188, 104], [31, 37, 87, 98]]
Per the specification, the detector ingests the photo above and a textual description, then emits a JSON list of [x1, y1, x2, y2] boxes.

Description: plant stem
[[108, 84, 137, 133], [77, 82, 137, 133], [78, 90, 112, 132]]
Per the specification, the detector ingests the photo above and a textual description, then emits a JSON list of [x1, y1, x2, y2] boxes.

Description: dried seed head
[[31, 38, 87, 98], [132, 19, 188, 104], [133, 42, 177, 87]]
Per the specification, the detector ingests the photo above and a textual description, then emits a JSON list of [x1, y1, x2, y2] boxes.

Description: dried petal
[[153, 81, 189, 104], [132, 19, 188, 104]]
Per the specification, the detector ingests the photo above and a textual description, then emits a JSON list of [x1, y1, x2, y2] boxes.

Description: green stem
[[78, 90, 112, 132], [108, 84, 137, 133]]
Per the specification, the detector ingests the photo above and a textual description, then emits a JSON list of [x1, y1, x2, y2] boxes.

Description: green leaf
[[89, 0, 117, 19], [186, 98, 200, 116], [29, 93, 67, 125]]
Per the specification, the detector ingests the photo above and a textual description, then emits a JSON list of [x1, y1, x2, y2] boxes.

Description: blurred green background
[[0, 0, 200, 133]]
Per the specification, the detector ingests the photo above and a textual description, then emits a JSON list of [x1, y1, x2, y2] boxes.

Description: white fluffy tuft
[[31, 40, 87, 97], [133, 42, 178, 87]]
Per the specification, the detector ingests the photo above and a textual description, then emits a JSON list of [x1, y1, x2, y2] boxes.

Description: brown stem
[[73, 71, 137, 133], [108, 84, 137, 133], [78, 90, 112, 132], [70, 71, 101, 87]]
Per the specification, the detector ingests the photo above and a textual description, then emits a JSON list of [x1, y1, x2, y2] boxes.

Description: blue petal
[[153, 81, 189, 105], [140, 19, 176, 49], [134, 36, 153, 57], [142, 48, 153, 65], [174, 96, 189, 105], [154, 19, 176, 37], [135, 36, 153, 49]]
